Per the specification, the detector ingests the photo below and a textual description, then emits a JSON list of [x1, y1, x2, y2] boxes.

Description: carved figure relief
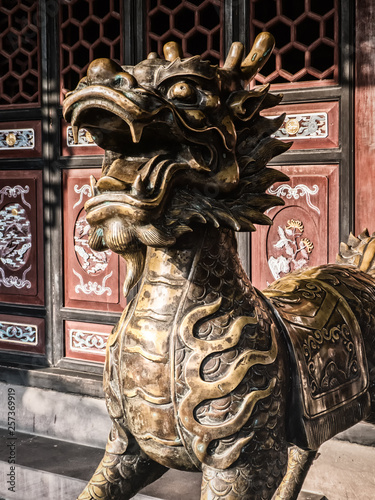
[[63, 33, 375, 500], [268, 219, 314, 280]]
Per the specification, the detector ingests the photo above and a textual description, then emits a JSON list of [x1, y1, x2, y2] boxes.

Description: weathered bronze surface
[[63, 33, 375, 500]]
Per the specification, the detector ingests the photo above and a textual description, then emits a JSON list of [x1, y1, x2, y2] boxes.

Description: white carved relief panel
[[252, 165, 339, 290]]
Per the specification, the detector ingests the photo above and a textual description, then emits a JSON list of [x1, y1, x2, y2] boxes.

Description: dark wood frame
[[0, 0, 356, 397]]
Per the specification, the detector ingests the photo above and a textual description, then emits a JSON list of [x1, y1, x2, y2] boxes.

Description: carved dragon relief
[[63, 33, 375, 500]]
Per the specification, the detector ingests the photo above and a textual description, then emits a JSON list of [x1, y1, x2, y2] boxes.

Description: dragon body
[[63, 34, 375, 500]]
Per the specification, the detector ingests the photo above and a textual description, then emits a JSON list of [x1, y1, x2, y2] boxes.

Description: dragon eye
[[169, 82, 196, 102]]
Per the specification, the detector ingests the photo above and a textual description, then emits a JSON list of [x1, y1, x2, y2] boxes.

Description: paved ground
[[302, 439, 375, 500], [0, 429, 374, 499]]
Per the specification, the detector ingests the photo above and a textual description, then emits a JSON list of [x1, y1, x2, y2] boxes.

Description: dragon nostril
[[87, 58, 123, 84]]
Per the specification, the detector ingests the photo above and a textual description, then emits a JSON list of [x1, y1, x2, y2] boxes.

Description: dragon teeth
[[72, 125, 79, 144], [132, 174, 146, 196], [90, 175, 99, 196]]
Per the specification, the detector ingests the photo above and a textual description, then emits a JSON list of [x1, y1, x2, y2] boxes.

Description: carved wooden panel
[[65, 320, 113, 363], [146, 0, 223, 64], [0, 121, 42, 158], [0, 170, 44, 306], [252, 165, 339, 290], [0, 0, 40, 108], [0, 314, 45, 354], [261, 101, 339, 150], [250, 0, 339, 89], [63, 168, 126, 311], [61, 121, 103, 156], [60, 0, 123, 98]]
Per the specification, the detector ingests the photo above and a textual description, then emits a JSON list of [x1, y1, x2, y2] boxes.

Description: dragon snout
[[87, 58, 136, 89]]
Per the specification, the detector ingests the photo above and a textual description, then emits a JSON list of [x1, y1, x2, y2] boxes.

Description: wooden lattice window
[[0, 0, 40, 108], [250, 0, 339, 88], [146, 0, 223, 65], [60, 0, 123, 96]]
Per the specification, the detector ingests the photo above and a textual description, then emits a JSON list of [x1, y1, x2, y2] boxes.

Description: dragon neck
[[133, 225, 257, 322]]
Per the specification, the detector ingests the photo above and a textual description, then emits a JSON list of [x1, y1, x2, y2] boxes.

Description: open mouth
[[63, 86, 217, 225], [63, 87, 196, 219]]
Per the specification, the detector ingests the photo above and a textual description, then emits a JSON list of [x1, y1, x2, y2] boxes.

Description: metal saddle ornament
[[63, 33, 375, 500]]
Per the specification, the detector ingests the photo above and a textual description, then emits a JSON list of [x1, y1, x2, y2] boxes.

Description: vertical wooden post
[[355, 0, 375, 234]]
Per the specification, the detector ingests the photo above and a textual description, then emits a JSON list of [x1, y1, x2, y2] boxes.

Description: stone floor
[[0, 429, 374, 500]]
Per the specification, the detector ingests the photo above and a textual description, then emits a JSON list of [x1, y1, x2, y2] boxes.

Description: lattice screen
[[146, 0, 223, 65], [60, 0, 123, 96], [0, 0, 40, 107], [250, 0, 339, 87]]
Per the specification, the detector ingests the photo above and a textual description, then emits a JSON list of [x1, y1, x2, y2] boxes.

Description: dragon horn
[[223, 42, 244, 70], [163, 41, 183, 62], [241, 32, 275, 80]]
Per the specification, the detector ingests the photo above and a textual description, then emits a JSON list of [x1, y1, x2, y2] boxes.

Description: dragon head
[[63, 33, 290, 294]]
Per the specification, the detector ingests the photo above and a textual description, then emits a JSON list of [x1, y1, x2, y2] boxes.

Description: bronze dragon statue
[[63, 33, 375, 500]]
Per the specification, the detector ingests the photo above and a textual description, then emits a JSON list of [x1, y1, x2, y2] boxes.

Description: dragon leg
[[200, 454, 287, 500], [273, 445, 317, 500], [77, 423, 168, 500]]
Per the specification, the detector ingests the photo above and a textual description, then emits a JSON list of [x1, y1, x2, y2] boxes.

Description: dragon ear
[[163, 41, 183, 62], [241, 32, 275, 81]]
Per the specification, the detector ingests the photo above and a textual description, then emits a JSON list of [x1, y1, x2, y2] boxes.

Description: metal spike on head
[[241, 32, 275, 81], [223, 42, 244, 71], [163, 41, 183, 62]]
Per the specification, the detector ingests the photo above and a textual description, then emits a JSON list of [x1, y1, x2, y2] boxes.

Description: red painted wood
[[251, 165, 339, 290], [355, 1, 375, 235], [0, 314, 45, 354], [65, 320, 113, 363], [0, 121, 42, 158], [0, 170, 44, 306], [261, 101, 339, 150], [63, 168, 126, 312]]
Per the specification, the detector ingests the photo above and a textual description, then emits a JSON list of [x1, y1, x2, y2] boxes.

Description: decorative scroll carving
[[73, 183, 92, 208], [70, 329, 108, 352], [72, 268, 112, 296], [268, 183, 320, 214], [270, 113, 328, 140], [0, 129, 35, 150], [0, 321, 37, 344], [0, 185, 31, 208]]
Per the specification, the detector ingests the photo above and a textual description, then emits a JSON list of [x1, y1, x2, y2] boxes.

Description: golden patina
[[63, 34, 375, 500]]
